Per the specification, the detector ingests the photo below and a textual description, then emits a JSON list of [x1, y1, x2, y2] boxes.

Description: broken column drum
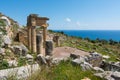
[[27, 14, 49, 53], [36, 34, 43, 54], [45, 41, 53, 56], [53, 36, 60, 47]]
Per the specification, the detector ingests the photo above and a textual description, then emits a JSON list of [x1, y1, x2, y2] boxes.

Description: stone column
[[43, 27, 47, 47], [28, 27, 31, 50], [45, 41, 53, 56], [36, 34, 43, 54], [31, 26, 36, 53]]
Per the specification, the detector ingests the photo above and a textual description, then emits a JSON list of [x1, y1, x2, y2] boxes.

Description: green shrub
[[0, 20, 6, 26], [18, 58, 26, 67], [0, 60, 9, 69]]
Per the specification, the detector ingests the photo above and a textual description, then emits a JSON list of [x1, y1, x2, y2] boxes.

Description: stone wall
[[14, 29, 28, 46]]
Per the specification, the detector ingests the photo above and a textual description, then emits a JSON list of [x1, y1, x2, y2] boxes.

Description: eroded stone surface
[[45, 41, 53, 56], [36, 54, 47, 65], [94, 71, 120, 80], [0, 64, 40, 80], [4, 35, 11, 45], [12, 44, 28, 57], [8, 60, 18, 67], [0, 48, 5, 54]]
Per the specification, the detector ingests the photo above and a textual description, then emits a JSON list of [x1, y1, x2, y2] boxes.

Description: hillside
[[0, 13, 120, 80]]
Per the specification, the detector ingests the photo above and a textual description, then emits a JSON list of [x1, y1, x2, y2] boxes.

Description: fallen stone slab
[[111, 71, 120, 80], [94, 71, 114, 80], [102, 55, 110, 59], [94, 71, 120, 80], [80, 62, 93, 71], [70, 53, 80, 59], [36, 54, 47, 65], [72, 58, 93, 71], [26, 54, 33, 59], [93, 67, 104, 73], [52, 57, 65, 65], [72, 57, 85, 65]]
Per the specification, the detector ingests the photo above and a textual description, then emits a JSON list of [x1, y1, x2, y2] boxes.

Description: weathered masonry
[[27, 14, 49, 53]]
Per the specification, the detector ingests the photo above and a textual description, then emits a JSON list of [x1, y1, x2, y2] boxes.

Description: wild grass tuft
[[27, 60, 103, 80]]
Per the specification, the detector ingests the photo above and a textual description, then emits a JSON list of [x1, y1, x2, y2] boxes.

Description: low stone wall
[[0, 64, 40, 80]]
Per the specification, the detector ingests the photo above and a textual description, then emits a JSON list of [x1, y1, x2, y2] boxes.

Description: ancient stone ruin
[[53, 36, 60, 47], [27, 14, 53, 55]]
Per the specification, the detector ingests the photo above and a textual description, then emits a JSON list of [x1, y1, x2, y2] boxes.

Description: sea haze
[[54, 30, 120, 42]]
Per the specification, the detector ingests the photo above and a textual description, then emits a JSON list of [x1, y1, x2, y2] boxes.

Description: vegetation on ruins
[[0, 20, 7, 47], [17, 58, 26, 67], [0, 60, 9, 69]]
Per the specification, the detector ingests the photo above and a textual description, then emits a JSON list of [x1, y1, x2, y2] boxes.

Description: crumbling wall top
[[27, 14, 49, 26]]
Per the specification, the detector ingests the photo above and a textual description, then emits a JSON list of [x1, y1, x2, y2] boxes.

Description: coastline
[[53, 30, 120, 42]]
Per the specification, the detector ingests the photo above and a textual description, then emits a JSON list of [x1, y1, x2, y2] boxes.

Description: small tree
[[84, 37, 91, 42]]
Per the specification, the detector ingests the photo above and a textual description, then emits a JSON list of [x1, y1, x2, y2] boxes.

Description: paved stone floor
[[53, 47, 90, 59]]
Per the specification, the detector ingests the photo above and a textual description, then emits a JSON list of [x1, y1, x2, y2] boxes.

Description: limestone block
[[4, 35, 11, 45], [8, 60, 18, 67], [36, 54, 47, 65]]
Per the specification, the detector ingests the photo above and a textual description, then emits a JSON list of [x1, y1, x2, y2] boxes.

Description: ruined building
[[16, 14, 53, 55]]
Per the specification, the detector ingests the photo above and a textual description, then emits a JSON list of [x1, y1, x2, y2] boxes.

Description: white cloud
[[66, 18, 71, 22], [76, 21, 80, 26]]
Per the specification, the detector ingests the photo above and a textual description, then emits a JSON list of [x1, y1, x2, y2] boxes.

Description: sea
[[53, 30, 120, 42]]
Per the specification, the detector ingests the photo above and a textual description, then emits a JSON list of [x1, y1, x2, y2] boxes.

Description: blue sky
[[0, 0, 120, 30]]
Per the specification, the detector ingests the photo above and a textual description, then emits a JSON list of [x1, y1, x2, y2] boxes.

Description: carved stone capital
[[41, 23, 49, 28]]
